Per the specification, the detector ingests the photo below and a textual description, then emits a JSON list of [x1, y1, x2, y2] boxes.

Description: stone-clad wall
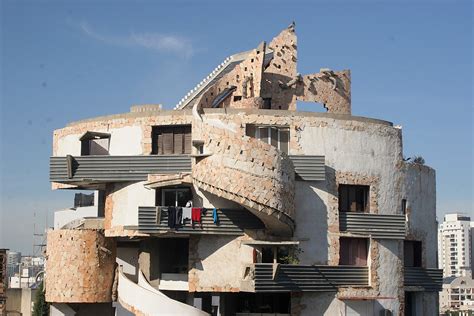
[[192, 117, 295, 235], [45, 229, 116, 303]]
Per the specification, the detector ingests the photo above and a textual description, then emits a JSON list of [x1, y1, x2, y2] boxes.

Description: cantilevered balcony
[[50, 155, 191, 184], [125, 206, 265, 235], [404, 267, 443, 292], [339, 212, 406, 239], [248, 264, 368, 292]]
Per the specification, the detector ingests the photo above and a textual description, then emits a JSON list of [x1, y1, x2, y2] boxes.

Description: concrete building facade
[[45, 26, 442, 316], [440, 276, 474, 314], [438, 214, 474, 278]]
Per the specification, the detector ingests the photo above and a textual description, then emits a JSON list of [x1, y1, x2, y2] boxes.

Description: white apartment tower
[[438, 214, 474, 277]]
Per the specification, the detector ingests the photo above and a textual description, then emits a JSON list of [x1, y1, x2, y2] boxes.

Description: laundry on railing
[[157, 207, 225, 228], [212, 208, 219, 224], [192, 207, 202, 224]]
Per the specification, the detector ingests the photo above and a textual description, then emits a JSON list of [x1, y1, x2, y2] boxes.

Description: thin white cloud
[[77, 21, 194, 58]]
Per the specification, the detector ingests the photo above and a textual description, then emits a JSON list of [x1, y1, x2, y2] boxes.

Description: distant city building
[[5, 253, 45, 290], [438, 214, 474, 277], [7, 252, 21, 266], [440, 276, 474, 314]]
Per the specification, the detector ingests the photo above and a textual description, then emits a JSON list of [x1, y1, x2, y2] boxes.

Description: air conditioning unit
[[379, 310, 393, 316]]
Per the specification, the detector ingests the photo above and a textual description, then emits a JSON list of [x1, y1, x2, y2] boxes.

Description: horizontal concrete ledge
[[65, 108, 392, 128]]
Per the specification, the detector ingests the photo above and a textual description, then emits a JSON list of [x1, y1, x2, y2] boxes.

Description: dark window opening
[[80, 131, 110, 156], [155, 187, 192, 207], [402, 199, 407, 215], [405, 292, 418, 316], [339, 237, 368, 266], [158, 238, 189, 274], [338, 184, 370, 212], [235, 293, 290, 314], [233, 95, 242, 102], [74, 193, 94, 207], [262, 98, 272, 109], [152, 125, 191, 155], [404, 241, 422, 267]]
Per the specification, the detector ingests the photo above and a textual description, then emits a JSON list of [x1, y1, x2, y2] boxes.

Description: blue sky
[[1, 0, 472, 254]]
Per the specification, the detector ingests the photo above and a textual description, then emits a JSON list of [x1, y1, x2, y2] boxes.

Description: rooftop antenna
[[33, 211, 46, 257]]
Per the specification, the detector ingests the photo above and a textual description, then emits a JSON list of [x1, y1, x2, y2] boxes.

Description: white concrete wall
[[110, 181, 155, 227], [192, 235, 254, 291], [294, 181, 329, 265], [117, 246, 140, 282], [403, 163, 437, 267], [298, 121, 403, 217], [54, 206, 98, 229], [56, 126, 142, 156]]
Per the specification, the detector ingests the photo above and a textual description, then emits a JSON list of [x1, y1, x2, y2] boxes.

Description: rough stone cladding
[[45, 229, 116, 303], [188, 26, 350, 114], [0, 250, 6, 315], [261, 27, 298, 110]]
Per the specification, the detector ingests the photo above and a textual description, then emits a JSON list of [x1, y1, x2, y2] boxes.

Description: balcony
[[158, 273, 189, 291], [249, 264, 368, 292], [339, 212, 406, 239], [126, 207, 265, 235], [404, 267, 443, 291], [289, 155, 325, 181], [50, 155, 192, 184]]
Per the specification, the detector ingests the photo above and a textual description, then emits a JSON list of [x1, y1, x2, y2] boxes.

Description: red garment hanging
[[192, 207, 202, 223]]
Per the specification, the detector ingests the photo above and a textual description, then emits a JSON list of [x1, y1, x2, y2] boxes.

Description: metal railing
[[289, 155, 325, 181], [339, 212, 406, 239], [127, 206, 265, 236], [404, 267, 443, 291], [50, 155, 191, 183], [253, 263, 368, 292]]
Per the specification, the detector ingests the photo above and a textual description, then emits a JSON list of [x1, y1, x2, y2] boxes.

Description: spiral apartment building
[[45, 26, 442, 316]]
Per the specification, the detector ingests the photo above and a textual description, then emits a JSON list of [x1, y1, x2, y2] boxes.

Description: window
[[262, 98, 272, 109], [246, 124, 289, 154], [80, 131, 110, 155], [152, 125, 191, 155], [339, 237, 368, 266], [401, 199, 407, 215], [338, 185, 370, 212], [404, 241, 422, 267], [156, 187, 192, 207]]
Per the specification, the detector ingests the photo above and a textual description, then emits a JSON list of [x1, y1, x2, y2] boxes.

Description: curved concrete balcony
[[118, 269, 208, 316], [192, 120, 295, 236]]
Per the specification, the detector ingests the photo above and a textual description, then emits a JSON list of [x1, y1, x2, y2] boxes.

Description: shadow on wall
[[294, 179, 329, 265], [189, 235, 237, 272]]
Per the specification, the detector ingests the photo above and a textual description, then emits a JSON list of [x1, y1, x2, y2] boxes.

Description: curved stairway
[[117, 269, 208, 316], [192, 118, 295, 235]]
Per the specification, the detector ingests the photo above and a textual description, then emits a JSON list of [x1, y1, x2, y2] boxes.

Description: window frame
[[151, 124, 192, 155], [338, 184, 370, 213], [246, 124, 290, 154]]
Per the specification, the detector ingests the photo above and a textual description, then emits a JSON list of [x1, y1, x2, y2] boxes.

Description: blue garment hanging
[[212, 208, 219, 224]]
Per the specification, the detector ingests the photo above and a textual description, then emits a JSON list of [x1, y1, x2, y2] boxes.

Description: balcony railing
[[126, 206, 265, 235], [253, 264, 368, 292], [50, 155, 192, 183], [404, 267, 443, 292], [339, 212, 406, 239], [289, 155, 325, 181]]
